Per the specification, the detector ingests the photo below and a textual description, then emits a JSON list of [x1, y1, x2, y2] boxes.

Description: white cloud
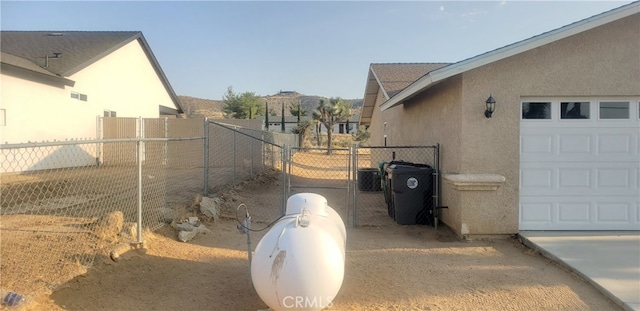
[[439, 5, 445, 12]]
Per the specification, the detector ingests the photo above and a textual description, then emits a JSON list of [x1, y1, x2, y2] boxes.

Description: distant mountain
[[178, 91, 363, 119], [178, 95, 224, 118]]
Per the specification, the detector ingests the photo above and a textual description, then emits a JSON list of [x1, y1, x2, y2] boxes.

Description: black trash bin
[[357, 168, 382, 191], [385, 163, 434, 225]]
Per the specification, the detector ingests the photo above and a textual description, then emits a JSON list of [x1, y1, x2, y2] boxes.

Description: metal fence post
[[96, 115, 103, 166], [136, 116, 143, 244], [203, 118, 209, 197], [434, 143, 440, 230], [233, 130, 237, 185], [163, 117, 169, 166], [351, 144, 358, 228], [281, 144, 288, 214]]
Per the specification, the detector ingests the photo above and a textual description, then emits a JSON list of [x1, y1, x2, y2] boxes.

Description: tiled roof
[[1, 31, 141, 76], [370, 63, 451, 98]]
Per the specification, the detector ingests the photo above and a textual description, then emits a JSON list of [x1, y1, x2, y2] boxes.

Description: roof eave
[[359, 65, 390, 125], [379, 1, 640, 112], [1, 62, 75, 87]]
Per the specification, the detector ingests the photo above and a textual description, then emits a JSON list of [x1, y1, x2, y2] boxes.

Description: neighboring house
[[268, 115, 359, 135], [267, 116, 304, 133], [360, 3, 640, 236], [0, 31, 183, 144]]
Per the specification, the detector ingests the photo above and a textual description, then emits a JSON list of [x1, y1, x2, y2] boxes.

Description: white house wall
[[1, 73, 89, 143], [69, 39, 173, 120]]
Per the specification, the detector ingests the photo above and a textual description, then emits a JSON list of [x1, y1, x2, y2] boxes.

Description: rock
[[120, 222, 138, 241], [200, 197, 221, 220], [177, 223, 211, 242], [160, 207, 178, 223], [94, 211, 124, 242], [191, 194, 202, 208]]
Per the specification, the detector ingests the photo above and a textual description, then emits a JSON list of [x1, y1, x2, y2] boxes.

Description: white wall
[[70, 39, 174, 120], [0, 39, 177, 172]]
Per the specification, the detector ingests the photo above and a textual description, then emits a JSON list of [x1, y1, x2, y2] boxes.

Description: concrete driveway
[[519, 231, 640, 311]]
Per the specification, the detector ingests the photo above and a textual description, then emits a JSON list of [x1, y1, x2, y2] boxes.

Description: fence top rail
[[208, 121, 284, 148], [0, 136, 205, 149], [364, 145, 438, 149], [291, 147, 350, 152]]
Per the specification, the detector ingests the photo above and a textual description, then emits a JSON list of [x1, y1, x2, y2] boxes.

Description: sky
[[1, 1, 635, 100]]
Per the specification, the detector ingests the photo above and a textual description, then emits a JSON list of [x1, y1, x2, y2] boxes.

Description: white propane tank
[[251, 193, 346, 311]]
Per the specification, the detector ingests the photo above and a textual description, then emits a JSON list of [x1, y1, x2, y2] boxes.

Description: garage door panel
[[521, 165, 637, 196], [520, 98, 640, 231], [558, 202, 591, 222], [521, 134, 553, 154], [558, 168, 591, 188], [520, 168, 553, 189], [597, 168, 630, 188], [598, 134, 632, 154], [596, 202, 631, 222], [521, 196, 639, 230], [559, 134, 592, 154], [520, 202, 552, 223]]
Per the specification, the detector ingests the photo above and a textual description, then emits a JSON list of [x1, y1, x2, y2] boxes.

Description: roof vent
[[46, 33, 64, 36]]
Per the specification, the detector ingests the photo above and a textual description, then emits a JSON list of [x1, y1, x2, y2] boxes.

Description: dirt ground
[[15, 171, 620, 311]]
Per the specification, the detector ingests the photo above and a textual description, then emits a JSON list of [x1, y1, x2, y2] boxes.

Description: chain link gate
[[352, 145, 441, 228], [285, 147, 353, 227], [282, 145, 440, 229]]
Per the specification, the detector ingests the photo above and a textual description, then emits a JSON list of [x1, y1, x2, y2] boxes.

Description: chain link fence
[[0, 117, 204, 301], [0, 114, 439, 302], [205, 121, 298, 227], [0, 138, 172, 300]]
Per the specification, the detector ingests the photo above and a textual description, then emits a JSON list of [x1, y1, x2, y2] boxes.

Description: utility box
[[385, 164, 434, 225], [357, 168, 382, 191]]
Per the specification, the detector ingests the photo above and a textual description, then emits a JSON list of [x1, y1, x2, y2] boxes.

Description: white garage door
[[520, 98, 640, 230]]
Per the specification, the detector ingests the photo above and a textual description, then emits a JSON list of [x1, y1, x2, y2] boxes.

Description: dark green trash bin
[[385, 164, 434, 225]]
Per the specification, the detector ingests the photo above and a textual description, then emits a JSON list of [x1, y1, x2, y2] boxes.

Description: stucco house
[[0, 31, 183, 144], [360, 3, 639, 236]]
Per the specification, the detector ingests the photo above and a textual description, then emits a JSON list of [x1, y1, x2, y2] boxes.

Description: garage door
[[520, 98, 640, 230]]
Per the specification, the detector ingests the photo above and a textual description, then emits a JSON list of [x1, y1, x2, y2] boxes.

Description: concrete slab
[[519, 231, 640, 311]]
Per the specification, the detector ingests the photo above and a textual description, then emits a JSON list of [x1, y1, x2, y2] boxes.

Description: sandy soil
[[16, 171, 620, 311]]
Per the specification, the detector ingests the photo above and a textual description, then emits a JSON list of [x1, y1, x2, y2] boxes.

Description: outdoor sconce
[[485, 94, 496, 118]]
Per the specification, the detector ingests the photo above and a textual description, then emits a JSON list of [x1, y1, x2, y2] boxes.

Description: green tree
[[352, 125, 370, 147], [264, 102, 269, 130], [289, 99, 307, 124], [280, 102, 285, 133], [291, 120, 312, 148], [222, 86, 263, 119], [312, 97, 352, 154]]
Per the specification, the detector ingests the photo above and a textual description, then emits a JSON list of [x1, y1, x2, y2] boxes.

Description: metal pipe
[[281, 145, 288, 214], [233, 131, 237, 185], [352, 144, 358, 228], [203, 118, 209, 197], [164, 117, 169, 166], [136, 117, 143, 244]]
